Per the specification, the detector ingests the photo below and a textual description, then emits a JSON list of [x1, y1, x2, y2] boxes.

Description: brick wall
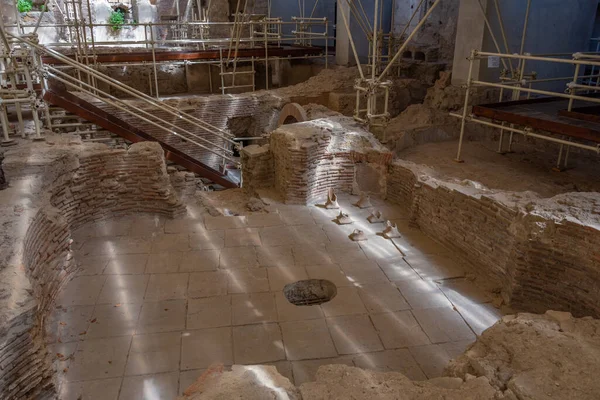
[[386, 161, 600, 318], [261, 118, 393, 205], [0, 142, 185, 400], [241, 144, 274, 193]]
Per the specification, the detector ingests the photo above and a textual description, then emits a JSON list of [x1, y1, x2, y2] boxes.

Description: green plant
[[39, 4, 46, 11], [108, 9, 125, 31], [17, 0, 33, 13]]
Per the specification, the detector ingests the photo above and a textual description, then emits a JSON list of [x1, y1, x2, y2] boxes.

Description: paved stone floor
[[49, 194, 503, 400]]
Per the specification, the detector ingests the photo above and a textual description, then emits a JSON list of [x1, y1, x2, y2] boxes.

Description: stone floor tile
[[125, 332, 181, 376], [309, 207, 339, 224], [181, 327, 233, 370], [189, 230, 225, 250], [279, 209, 315, 226], [145, 273, 189, 301], [352, 349, 426, 380], [408, 344, 452, 378], [81, 237, 152, 256], [59, 377, 122, 400], [151, 234, 191, 253], [412, 307, 475, 343], [128, 215, 166, 237], [179, 369, 205, 395], [404, 253, 465, 281], [65, 336, 131, 381], [165, 218, 205, 234], [267, 266, 308, 292], [76, 255, 110, 276], [48, 342, 77, 374], [339, 260, 389, 286], [266, 361, 294, 383], [45, 305, 94, 344], [87, 303, 142, 339], [187, 295, 232, 329], [274, 291, 323, 322], [246, 213, 284, 228], [136, 300, 186, 334], [291, 224, 330, 246], [280, 319, 337, 361], [327, 315, 384, 354], [56, 276, 106, 307], [439, 339, 475, 359], [370, 311, 431, 349], [359, 237, 405, 263], [257, 245, 295, 267], [438, 279, 493, 308], [321, 287, 367, 317], [377, 259, 421, 282], [205, 215, 247, 230], [395, 279, 453, 309], [219, 247, 258, 269], [291, 356, 354, 385], [119, 372, 179, 400], [233, 323, 285, 364], [454, 303, 503, 336], [231, 292, 277, 325], [179, 250, 220, 272], [305, 264, 353, 287], [225, 228, 262, 247], [394, 230, 450, 255], [227, 268, 270, 293], [145, 252, 184, 274], [327, 244, 368, 264], [357, 283, 410, 313], [188, 271, 228, 298], [97, 275, 149, 305], [259, 226, 297, 246], [325, 230, 357, 246], [292, 244, 332, 266], [103, 254, 149, 275]]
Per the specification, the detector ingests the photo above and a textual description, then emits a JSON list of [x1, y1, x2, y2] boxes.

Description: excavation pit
[[283, 279, 337, 306]]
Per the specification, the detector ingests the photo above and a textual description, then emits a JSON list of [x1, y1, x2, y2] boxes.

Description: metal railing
[[451, 50, 600, 170], [7, 32, 240, 169]]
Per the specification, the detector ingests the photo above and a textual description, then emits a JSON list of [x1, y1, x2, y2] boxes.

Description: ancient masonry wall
[[387, 161, 600, 318], [241, 144, 274, 194], [1, 142, 185, 400]]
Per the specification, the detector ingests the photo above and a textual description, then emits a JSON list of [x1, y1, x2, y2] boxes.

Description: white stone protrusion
[[349, 229, 368, 241], [336, 210, 353, 225], [324, 188, 340, 209], [367, 210, 384, 223], [354, 192, 372, 209], [382, 220, 401, 239]]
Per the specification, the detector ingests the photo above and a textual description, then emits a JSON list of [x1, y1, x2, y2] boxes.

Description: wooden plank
[[558, 109, 600, 124], [472, 105, 600, 144], [43, 89, 238, 188], [42, 46, 324, 65]]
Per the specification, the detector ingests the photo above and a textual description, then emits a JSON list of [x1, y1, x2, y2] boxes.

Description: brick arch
[[277, 103, 308, 127]]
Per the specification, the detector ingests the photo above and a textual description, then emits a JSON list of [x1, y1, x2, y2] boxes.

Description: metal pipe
[[472, 79, 600, 104], [517, 0, 532, 73], [476, 0, 510, 72], [449, 112, 600, 154], [477, 51, 600, 67], [455, 50, 476, 162], [372, 0, 379, 80], [492, 0, 515, 76]]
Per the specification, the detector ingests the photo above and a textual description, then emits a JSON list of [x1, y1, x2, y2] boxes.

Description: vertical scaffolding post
[[455, 50, 476, 163]]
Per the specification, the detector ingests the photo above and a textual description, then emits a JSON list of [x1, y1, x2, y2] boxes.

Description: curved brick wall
[[387, 160, 600, 318], [0, 142, 185, 400]]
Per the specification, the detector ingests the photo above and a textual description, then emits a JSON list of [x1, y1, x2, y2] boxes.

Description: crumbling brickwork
[[0, 141, 185, 400], [262, 118, 392, 204], [241, 144, 274, 193], [387, 160, 600, 318]]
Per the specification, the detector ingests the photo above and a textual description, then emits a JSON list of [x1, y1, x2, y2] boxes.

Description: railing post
[[455, 49, 476, 163]]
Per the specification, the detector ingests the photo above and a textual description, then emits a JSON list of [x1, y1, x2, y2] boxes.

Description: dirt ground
[[397, 139, 600, 198]]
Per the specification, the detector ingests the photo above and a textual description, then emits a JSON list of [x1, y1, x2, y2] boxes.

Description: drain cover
[[283, 279, 337, 306]]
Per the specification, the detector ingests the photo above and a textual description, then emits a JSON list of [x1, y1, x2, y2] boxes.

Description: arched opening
[[414, 51, 426, 61], [283, 115, 298, 125], [402, 51, 413, 59]]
